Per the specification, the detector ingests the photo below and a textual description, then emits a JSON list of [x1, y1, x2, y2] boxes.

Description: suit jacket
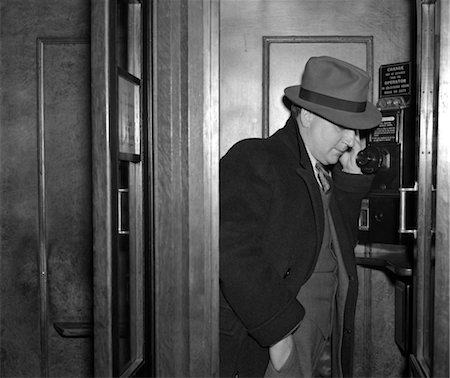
[[219, 116, 373, 377]]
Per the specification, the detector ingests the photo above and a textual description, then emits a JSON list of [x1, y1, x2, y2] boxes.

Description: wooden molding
[[152, 0, 219, 375], [262, 35, 374, 137], [37, 37, 90, 378]]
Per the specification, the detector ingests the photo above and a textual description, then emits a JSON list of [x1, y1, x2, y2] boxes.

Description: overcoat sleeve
[[332, 164, 374, 246], [219, 139, 304, 347]]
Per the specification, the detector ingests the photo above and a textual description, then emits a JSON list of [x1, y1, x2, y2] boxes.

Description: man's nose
[[342, 129, 356, 147]]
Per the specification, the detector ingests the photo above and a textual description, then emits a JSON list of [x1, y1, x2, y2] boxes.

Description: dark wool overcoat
[[219, 116, 373, 377]]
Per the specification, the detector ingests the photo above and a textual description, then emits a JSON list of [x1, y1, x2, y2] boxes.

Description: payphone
[[357, 67, 416, 245]]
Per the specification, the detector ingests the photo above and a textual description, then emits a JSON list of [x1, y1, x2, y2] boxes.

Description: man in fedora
[[219, 56, 381, 377]]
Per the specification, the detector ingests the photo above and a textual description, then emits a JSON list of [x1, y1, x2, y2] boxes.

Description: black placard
[[379, 62, 411, 98], [369, 110, 398, 143]]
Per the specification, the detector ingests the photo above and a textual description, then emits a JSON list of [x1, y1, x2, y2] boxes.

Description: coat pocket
[[220, 306, 249, 377]]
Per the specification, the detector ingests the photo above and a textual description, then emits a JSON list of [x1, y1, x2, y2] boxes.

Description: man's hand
[[339, 131, 363, 174], [269, 334, 294, 371]]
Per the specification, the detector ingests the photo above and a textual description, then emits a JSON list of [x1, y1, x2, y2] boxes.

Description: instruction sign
[[379, 62, 411, 97], [369, 111, 398, 143]]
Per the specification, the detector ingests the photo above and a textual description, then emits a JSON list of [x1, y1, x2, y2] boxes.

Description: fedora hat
[[284, 56, 381, 130]]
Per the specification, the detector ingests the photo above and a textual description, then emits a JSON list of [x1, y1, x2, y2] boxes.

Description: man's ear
[[299, 108, 313, 128]]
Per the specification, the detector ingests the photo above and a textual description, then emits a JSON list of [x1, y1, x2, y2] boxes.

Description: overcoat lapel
[[329, 199, 357, 277], [296, 165, 324, 260], [279, 116, 325, 260]]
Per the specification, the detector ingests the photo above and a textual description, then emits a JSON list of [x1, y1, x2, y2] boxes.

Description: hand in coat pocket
[[265, 335, 301, 377]]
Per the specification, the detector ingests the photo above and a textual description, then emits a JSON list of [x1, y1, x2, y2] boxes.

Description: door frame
[[91, 0, 114, 375], [150, 0, 220, 375], [91, 0, 220, 376], [411, 1, 449, 376], [433, 0, 450, 376]]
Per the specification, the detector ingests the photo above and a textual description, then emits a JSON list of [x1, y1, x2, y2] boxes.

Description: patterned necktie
[[315, 162, 332, 193]]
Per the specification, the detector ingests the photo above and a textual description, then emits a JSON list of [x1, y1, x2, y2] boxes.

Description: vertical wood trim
[[434, 0, 450, 376], [362, 247, 373, 375], [262, 37, 271, 138], [187, 0, 220, 376], [206, 0, 220, 374], [262, 36, 373, 138], [414, 3, 436, 374], [152, 0, 189, 375], [91, 0, 114, 375], [188, 0, 204, 370], [36, 37, 49, 378], [130, 164, 145, 363], [37, 37, 89, 378], [144, 0, 156, 373], [152, 0, 219, 375]]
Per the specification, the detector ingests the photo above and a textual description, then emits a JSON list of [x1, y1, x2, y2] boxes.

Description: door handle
[[399, 182, 418, 238], [118, 188, 129, 235]]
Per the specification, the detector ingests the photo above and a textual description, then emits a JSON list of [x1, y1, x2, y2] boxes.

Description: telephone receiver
[[356, 145, 390, 174]]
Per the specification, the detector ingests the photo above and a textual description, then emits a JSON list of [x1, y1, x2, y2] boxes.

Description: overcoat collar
[[277, 115, 314, 172]]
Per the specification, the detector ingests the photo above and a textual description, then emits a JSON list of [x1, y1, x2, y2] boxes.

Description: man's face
[[301, 110, 356, 166]]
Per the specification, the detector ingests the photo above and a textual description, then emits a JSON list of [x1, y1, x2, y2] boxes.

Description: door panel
[[40, 39, 92, 377]]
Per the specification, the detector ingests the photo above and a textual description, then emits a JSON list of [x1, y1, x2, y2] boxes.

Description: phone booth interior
[[356, 67, 417, 356]]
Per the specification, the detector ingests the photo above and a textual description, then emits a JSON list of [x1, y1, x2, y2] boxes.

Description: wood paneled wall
[[0, 2, 91, 377], [220, 0, 414, 155]]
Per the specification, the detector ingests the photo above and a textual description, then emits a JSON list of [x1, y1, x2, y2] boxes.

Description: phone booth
[[356, 62, 417, 356]]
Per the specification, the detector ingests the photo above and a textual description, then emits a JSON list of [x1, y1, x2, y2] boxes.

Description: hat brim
[[284, 85, 381, 130]]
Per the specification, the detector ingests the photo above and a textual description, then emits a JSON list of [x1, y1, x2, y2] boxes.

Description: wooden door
[[91, 0, 149, 376], [220, 1, 413, 376]]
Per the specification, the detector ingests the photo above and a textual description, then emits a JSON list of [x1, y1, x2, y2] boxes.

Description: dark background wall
[[0, 1, 92, 376]]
